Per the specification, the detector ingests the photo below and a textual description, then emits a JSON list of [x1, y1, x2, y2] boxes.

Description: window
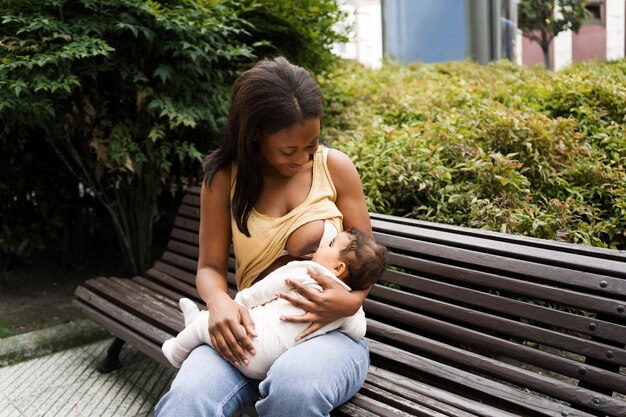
[[583, 0, 603, 26]]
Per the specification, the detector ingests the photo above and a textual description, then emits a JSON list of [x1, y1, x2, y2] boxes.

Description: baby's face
[[312, 231, 352, 271]]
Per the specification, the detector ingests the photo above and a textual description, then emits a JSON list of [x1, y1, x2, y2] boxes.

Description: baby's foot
[[179, 298, 200, 326], [162, 338, 184, 368]]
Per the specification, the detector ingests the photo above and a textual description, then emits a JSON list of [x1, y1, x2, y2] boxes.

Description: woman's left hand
[[277, 265, 364, 340]]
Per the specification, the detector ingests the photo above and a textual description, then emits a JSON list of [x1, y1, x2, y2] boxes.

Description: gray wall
[[382, 0, 469, 63], [382, 0, 503, 64]]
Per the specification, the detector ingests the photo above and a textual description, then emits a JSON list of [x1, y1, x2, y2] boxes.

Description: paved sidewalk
[[0, 338, 175, 417]]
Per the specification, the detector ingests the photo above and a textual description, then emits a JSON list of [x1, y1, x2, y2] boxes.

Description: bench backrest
[[158, 186, 626, 417]]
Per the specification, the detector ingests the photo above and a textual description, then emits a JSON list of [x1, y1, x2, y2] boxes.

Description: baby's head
[[312, 228, 388, 290]]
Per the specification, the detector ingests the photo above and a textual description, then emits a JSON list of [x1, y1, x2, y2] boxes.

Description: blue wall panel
[[383, 0, 468, 63]]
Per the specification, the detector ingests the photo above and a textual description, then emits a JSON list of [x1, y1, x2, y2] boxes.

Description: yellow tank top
[[231, 146, 343, 290]]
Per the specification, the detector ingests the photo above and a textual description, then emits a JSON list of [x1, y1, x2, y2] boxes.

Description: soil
[[0, 252, 128, 339], [0, 213, 174, 339]]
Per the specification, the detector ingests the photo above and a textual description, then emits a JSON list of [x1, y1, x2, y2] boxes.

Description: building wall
[[553, 5, 573, 70], [521, 36, 553, 67], [337, 0, 624, 68], [382, 0, 469, 63], [572, 0, 607, 62], [572, 25, 607, 61], [606, 0, 626, 58], [520, 0, 625, 68], [355, 0, 384, 68], [332, 0, 383, 68]]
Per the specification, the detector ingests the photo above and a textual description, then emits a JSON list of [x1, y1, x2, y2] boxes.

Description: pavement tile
[[0, 338, 175, 417]]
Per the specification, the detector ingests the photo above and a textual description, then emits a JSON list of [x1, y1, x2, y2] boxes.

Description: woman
[[156, 56, 372, 417]]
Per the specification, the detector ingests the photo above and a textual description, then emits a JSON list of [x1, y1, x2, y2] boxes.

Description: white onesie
[[161, 260, 366, 379]]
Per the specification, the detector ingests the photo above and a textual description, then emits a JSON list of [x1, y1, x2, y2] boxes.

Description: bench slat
[[373, 271, 626, 345], [367, 324, 622, 416], [372, 217, 626, 274], [132, 276, 196, 306], [376, 234, 626, 297], [72, 298, 171, 366], [361, 379, 475, 417], [369, 284, 626, 365], [74, 286, 173, 344], [384, 253, 626, 320], [110, 277, 183, 311], [160, 251, 198, 274], [150, 261, 196, 286], [167, 239, 199, 260], [177, 204, 200, 219], [345, 393, 428, 417], [132, 277, 207, 311], [358, 382, 458, 417], [366, 299, 626, 395], [85, 277, 183, 333], [174, 216, 199, 233], [112, 277, 180, 309], [170, 228, 199, 246], [181, 193, 200, 207], [334, 402, 382, 417], [144, 268, 198, 301], [366, 367, 519, 417], [367, 339, 595, 417]]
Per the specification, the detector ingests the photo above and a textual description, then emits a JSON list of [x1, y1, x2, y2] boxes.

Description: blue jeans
[[155, 331, 369, 417]]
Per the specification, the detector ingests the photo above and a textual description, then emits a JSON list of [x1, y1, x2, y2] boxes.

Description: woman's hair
[[202, 56, 323, 236], [340, 228, 388, 291]]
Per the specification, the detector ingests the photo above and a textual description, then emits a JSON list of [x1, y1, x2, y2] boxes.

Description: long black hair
[[202, 57, 323, 237]]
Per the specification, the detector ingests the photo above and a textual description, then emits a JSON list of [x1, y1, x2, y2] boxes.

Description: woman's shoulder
[[204, 163, 233, 195], [326, 148, 354, 174], [325, 148, 360, 190]]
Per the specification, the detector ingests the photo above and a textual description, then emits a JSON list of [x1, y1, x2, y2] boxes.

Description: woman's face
[[257, 117, 320, 177]]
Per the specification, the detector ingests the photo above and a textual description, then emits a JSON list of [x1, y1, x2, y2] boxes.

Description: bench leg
[[97, 337, 125, 373]]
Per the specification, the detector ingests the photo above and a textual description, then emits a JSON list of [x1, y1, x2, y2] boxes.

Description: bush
[[1, 0, 254, 274], [320, 59, 626, 249], [241, 0, 348, 73], [0, 0, 347, 273]]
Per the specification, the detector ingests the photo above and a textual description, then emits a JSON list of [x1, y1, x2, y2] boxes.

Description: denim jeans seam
[[217, 377, 256, 417], [330, 341, 370, 404]]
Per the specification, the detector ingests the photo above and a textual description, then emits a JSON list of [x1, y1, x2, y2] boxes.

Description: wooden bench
[[74, 186, 626, 416]]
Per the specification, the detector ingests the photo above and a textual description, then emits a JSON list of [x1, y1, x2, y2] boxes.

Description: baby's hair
[[340, 228, 388, 291]]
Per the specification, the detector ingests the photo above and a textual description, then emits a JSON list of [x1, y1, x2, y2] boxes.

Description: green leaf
[[153, 65, 173, 84]]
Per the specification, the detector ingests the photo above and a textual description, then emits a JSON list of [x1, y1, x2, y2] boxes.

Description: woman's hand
[[277, 266, 365, 340], [207, 291, 257, 367]]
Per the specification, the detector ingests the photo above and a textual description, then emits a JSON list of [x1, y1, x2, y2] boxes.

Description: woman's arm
[[278, 149, 372, 339], [197, 168, 256, 367], [329, 148, 372, 235]]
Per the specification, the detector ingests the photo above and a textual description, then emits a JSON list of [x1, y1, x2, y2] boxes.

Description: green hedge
[[0, 0, 347, 272], [320, 59, 626, 249]]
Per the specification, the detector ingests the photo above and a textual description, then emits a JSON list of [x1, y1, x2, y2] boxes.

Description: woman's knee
[[156, 378, 216, 417], [256, 333, 369, 417], [257, 375, 334, 417], [155, 345, 258, 417]]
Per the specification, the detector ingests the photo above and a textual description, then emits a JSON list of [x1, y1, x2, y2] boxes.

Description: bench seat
[[74, 186, 626, 416]]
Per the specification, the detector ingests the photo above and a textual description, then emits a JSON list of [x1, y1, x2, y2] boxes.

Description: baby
[[162, 227, 388, 379]]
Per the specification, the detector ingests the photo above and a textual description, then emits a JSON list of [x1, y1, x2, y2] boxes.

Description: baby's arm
[[338, 306, 367, 341], [235, 264, 315, 309]]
